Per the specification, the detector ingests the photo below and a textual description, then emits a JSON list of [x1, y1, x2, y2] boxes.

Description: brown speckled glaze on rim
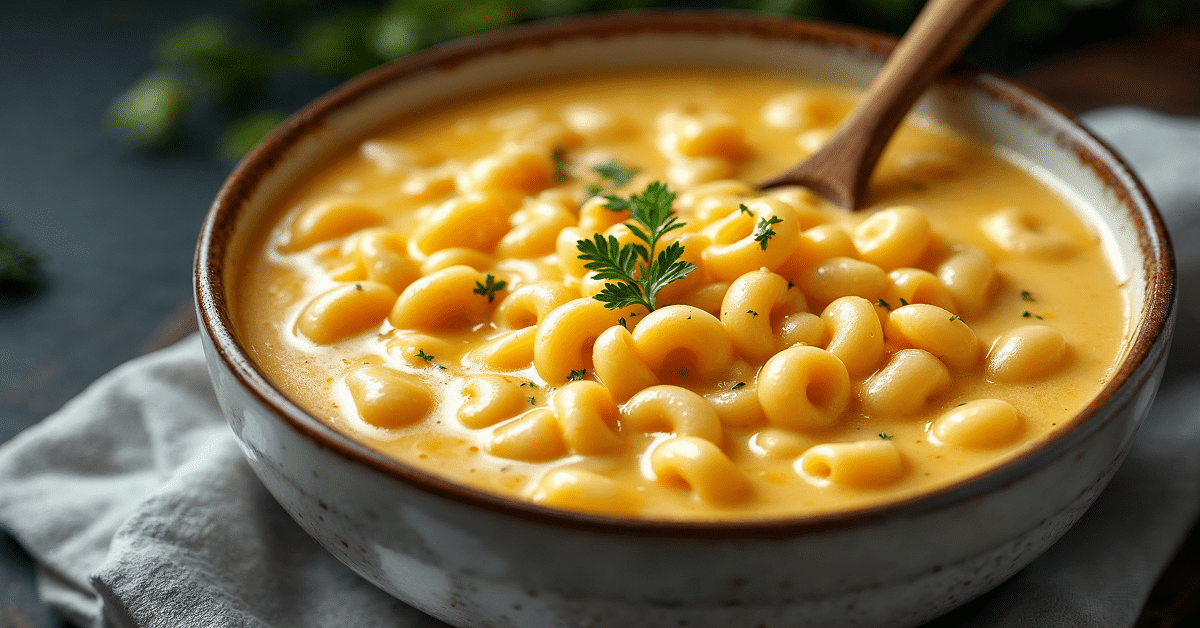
[[195, 10, 1175, 538]]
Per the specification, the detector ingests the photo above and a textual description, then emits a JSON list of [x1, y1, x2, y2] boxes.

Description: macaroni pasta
[[231, 71, 1128, 519]]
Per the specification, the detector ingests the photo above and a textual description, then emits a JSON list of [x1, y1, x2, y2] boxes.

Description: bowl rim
[[195, 9, 1176, 538]]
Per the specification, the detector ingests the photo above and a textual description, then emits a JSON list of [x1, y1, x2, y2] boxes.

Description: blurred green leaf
[[449, 2, 520, 37], [106, 71, 189, 148], [296, 8, 384, 77], [103, 0, 1200, 162], [1001, 0, 1068, 37], [243, 0, 318, 26], [524, 0, 593, 19], [1062, 0, 1120, 9], [0, 212, 44, 296], [855, 0, 920, 25], [752, 0, 820, 16], [604, 0, 657, 9], [219, 110, 291, 162], [370, 7, 427, 60], [1133, 0, 1200, 26], [159, 17, 273, 106]]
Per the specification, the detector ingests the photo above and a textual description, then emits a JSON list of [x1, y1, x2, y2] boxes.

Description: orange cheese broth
[[230, 70, 1129, 520]]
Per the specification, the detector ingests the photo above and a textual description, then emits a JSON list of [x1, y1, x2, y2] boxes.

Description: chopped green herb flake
[[1021, 290, 1035, 302], [879, 431, 892, 440], [731, 382, 746, 390], [747, 309, 759, 318], [738, 203, 753, 216], [592, 160, 638, 189], [527, 396, 536, 405], [473, 274, 506, 302], [877, 298, 891, 310], [567, 369, 586, 382], [415, 349, 435, 362], [552, 147, 570, 183], [753, 215, 784, 250], [899, 297, 909, 306]]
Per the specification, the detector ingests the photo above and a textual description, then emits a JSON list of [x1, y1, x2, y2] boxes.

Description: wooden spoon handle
[[761, 0, 1009, 209]]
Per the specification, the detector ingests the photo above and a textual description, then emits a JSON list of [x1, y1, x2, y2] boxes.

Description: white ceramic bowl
[[194, 11, 1175, 627]]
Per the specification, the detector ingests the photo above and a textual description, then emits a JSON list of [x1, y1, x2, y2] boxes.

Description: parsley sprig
[[472, 273, 506, 302], [753, 214, 784, 250], [575, 182, 696, 312]]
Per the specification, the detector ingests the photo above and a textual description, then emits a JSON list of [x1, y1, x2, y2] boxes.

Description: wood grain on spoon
[[760, 0, 1009, 209]]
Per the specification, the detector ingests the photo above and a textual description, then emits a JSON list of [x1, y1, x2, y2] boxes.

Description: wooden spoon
[[760, 0, 1009, 209]]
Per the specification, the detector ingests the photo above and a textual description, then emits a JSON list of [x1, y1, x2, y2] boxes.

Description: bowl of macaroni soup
[[195, 11, 1175, 628]]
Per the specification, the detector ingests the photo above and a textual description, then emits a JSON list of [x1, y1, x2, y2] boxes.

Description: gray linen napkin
[[1, 107, 1198, 628]]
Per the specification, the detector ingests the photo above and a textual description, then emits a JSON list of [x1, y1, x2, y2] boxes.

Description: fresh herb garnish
[[877, 298, 891, 310], [618, 317, 628, 329], [949, 315, 963, 322], [575, 181, 696, 312], [473, 273, 506, 302], [879, 431, 893, 440], [738, 203, 753, 217], [355, 283, 363, 290], [567, 369, 586, 382], [753, 215, 784, 250], [527, 396, 536, 405], [1021, 290, 1035, 302], [747, 309, 759, 318], [899, 297, 909, 306], [731, 381, 746, 390], [415, 348, 435, 362], [1022, 310, 1044, 320]]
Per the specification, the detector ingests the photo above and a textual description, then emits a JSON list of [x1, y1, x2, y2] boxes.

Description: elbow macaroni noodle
[[232, 71, 1128, 519]]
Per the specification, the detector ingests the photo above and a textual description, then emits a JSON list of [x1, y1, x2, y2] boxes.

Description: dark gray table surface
[[2, 2, 267, 625], [4, 1, 1199, 627]]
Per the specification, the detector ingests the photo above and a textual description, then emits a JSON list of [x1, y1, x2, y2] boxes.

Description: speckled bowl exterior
[[194, 12, 1175, 628]]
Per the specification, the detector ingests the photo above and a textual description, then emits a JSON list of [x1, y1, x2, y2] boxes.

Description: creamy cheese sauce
[[230, 71, 1128, 520]]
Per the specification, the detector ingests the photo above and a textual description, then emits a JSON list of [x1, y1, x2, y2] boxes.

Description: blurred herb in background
[[107, 72, 189, 149], [159, 17, 273, 106], [106, 0, 1200, 160], [0, 211, 44, 297]]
